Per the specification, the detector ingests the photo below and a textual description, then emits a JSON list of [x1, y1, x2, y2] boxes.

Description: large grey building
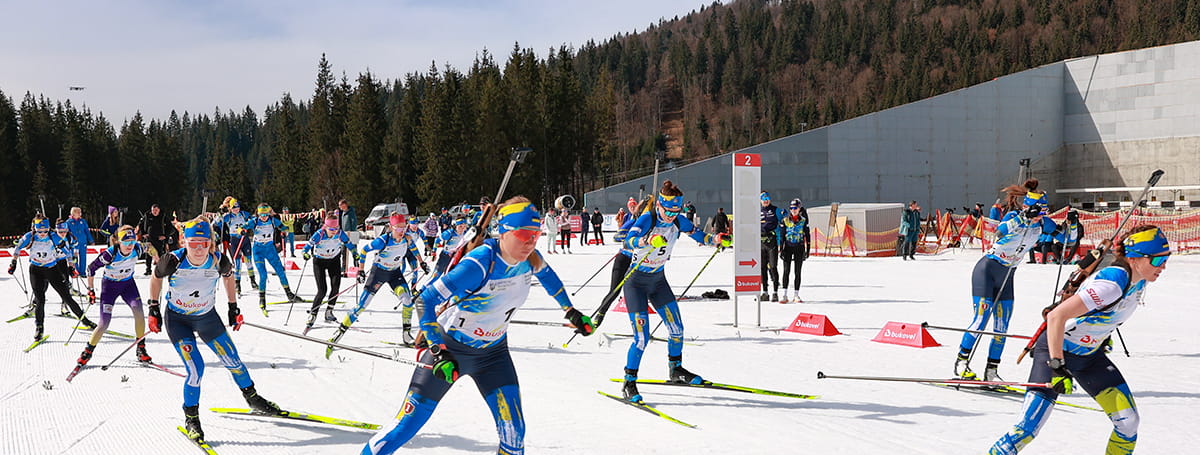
[[585, 40, 1200, 219]]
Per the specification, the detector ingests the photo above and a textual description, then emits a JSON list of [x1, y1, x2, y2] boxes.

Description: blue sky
[[1, 0, 714, 123]]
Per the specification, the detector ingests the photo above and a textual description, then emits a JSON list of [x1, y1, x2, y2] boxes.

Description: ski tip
[[816, 371, 826, 379]]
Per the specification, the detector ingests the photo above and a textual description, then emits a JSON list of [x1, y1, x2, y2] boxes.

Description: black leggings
[[311, 257, 344, 310], [760, 242, 779, 292], [30, 264, 87, 326], [608, 253, 633, 294], [780, 245, 805, 290], [558, 229, 571, 249]]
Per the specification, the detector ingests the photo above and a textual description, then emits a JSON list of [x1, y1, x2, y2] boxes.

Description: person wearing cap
[[779, 199, 811, 303], [10, 216, 96, 341], [302, 213, 363, 327], [240, 203, 300, 311], [138, 204, 171, 275], [617, 181, 730, 404], [363, 196, 593, 455], [63, 207, 92, 277], [77, 225, 153, 369], [147, 216, 283, 443], [433, 217, 471, 277], [213, 198, 256, 294], [329, 213, 430, 349], [280, 207, 297, 258], [990, 225, 1170, 454], [759, 191, 786, 302], [899, 201, 922, 260], [955, 182, 1059, 381]]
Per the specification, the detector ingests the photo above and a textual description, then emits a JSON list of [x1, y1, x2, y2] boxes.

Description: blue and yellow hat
[[760, 191, 771, 202], [658, 193, 684, 211], [452, 217, 468, 227], [229, 198, 240, 209], [497, 202, 541, 233], [257, 204, 271, 216], [1123, 227, 1170, 257], [183, 220, 213, 239], [116, 228, 137, 243], [32, 217, 50, 231], [1023, 192, 1048, 208]]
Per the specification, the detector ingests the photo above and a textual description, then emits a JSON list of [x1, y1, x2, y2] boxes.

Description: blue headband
[[658, 193, 683, 210], [32, 218, 50, 230], [183, 220, 213, 239], [1124, 228, 1170, 257], [497, 202, 541, 233]]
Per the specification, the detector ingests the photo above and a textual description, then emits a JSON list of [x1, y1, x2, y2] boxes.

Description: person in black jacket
[[590, 208, 604, 245], [138, 204, 171, 275], [579, 208, 592, 246]]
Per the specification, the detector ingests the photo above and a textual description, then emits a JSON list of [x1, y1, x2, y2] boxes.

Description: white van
[[362, 202, 410, 239]]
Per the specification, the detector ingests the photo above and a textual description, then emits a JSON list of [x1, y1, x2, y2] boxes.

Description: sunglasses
[[1148, 255, 1169, 267], [120, 239, 137, 245], [508, 228, 541, 242], [662, 208, 681, 216], [35, 229, 49, 234], [186, 239, 210, 248]]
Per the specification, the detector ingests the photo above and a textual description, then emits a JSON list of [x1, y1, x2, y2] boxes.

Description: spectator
[[63, 207, 92, 276], [590, 207, 604, 245], [557, 209, 572, 254], [899, 201, 921, 260], [543, 209, 558, 254], [712, 207, 730, 237], [684, 201, 697, 223], [99, 207, 122, 239], [337, 199, 358, 272], [138, 204, 172, 274], [579, 207, 592, 246]]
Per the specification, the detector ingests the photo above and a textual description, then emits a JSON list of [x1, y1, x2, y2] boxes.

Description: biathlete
[[240, 203, 300, 311], [432, 217, 469, 277], [619, 180, 729, 403], [213, 197, 256, 294], [955, 181, 1059, 381], [989, 225, 1170, 454], [77, 226, 153, 367], [302, 214, 362, 326], [147, 218, 283, 442], [330, 213, 429, 349], [361, 198, 594, 455], [9, 216, 95, 341]]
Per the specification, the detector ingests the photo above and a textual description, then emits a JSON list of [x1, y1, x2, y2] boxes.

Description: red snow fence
[[783, 313, 842, 336], [611, 297, 655, 314], [871, 321, 940, 348]]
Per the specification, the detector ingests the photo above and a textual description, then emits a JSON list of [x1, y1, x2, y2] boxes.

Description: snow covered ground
[[2, 240, 1197, 454]]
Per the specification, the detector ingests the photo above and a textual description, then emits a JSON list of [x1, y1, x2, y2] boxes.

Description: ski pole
[[648, 245, 722, 339], [244, 321, 432, 369], [1115, 327, 1130, 357], [1018, 169, 1163, 364], [284, 258, 310, 326], [815, 371, 1051, 389], [101, 334, 150, 371], [571, 253, 618, 296], [922, 322, 1031, 339], [510, 319, 572, 328], [563, 246, 654, 347], [64, 294, 98, 345]]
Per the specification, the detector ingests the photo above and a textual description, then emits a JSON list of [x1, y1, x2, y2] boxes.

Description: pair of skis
[[600, 379, 819, 428], [178, 407, 381, 453], [67, 360, 184, 382]]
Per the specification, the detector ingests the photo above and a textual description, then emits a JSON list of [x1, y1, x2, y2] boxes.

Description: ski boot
[[325, 307, 337, 323], [136, 340, 152, 363], [954, 352, 976, 380], [80, 317, 98, 330], [34, 324, 44, 341], [259, 292, 268, 312], [401, 323, 416, 346], [236, 281, 243, 295], [183, 406, 204, 441], [77, 343, 96, 365], [241, 385, 283, 415], [249, 273, 259, 291], [622, 368, 643, 404], [284, 286, 300, 302], [984, 360, 1003, 384], [668, 355, 706, 385], [60, 303, 70, 317], [330, 323, 349, 345]]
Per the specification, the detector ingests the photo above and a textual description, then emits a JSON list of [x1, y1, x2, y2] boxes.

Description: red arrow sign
[[738, 258, 757, 267]]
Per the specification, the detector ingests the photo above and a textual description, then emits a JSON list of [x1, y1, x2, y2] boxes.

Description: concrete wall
[[587, 40, 1200, 219]]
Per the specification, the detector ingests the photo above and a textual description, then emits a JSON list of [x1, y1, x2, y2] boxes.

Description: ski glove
[[429, 344, 460, 384], [228, 302, 244, 331], [564, 308, 595, 336], [147, 300, 162, 333], [302, 251, 312, 261], [420, 261, 430, 274], [87, 289, 96, 305], [1047, 358, 1073, 394], [356, 272, 366, 284], [715, 233, 732, 248], [648, 234, 668, 248], [7, 259, 15, 275]]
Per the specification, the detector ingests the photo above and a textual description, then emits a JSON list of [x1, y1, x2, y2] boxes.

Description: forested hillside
[[2, 0, 1197, 234]]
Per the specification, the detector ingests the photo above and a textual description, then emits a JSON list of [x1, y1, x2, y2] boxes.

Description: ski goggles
[[34, 228, 50, 234], [120, 238, 138, 246], [507, 227, 541, 242], [186, 238, 210, 248], [660, 206, 682, 217], [1147, 254, 1170, 267]]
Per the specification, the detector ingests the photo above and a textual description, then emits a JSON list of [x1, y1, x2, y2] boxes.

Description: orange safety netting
[[810, 207, 1200, 257]]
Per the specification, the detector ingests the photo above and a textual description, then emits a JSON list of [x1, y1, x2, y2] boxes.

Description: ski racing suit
[[302, 228, 361, 312], [214, 211, 253, 287], [241, 216, 291, 293], [16, 231, 89, 329], [87, 243, 146, 338], [347, 232, 422, 328]]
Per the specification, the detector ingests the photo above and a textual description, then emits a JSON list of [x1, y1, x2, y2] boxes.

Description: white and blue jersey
[[985, 211, 1057, 267], [88, 244, 144, 282], [420, 239, 572, 349], [303, 229, 358, 260], [215, 212, 251, 241], [162, 249, 233, 316], [362, 232, 420, 272], [436, 229, 466, 254], [15, 231, 70, 268], [243, 217, 284, 246], [622, 212, 711, 273], [1063, 266, 1144, 356]]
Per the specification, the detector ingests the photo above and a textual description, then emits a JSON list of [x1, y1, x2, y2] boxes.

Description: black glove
[[420, 261, 430, 274], [564, 308, 595, 336], [7, 259, 15, 275], [429, 344, 460, 384], [1047, 358, 1074, 394], [227, 302, 244, 330], [356, 272, 366, 284], [147, 300, 163, 333]]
